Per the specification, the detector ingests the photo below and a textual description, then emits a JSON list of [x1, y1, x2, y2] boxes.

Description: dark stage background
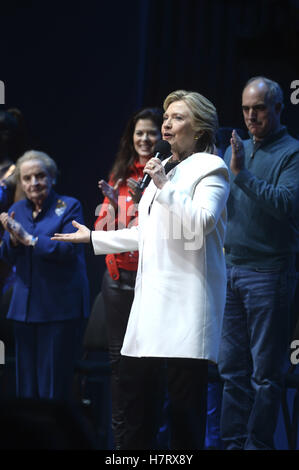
[[1, 0, 299, 304]]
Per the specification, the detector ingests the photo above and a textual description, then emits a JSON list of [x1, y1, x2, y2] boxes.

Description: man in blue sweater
[[218, 76, 299, 450]]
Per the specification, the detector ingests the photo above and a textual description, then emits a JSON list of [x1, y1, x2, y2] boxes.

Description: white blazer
[[92, 153, 229, 363]]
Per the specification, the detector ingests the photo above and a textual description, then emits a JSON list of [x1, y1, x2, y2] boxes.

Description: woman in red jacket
[[94, 107, 164, 449]]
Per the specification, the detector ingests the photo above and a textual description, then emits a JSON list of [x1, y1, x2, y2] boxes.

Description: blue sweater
[[0, 189, 90, 322], [224, 127, 299, 269]]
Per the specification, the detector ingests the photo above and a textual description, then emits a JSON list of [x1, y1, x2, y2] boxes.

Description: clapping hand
[[98, 178, 122, 209], [127, 177, 143, 204], [230, 129, 245, 176], [0, 212, 34, 246]]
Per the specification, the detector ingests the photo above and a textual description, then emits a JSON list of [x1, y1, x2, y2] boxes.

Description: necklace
[[33, 208, 42, 218]]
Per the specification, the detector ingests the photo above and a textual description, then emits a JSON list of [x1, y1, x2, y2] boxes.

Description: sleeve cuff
[[233, 168, 252, 186], [90, 231, 95, 254]]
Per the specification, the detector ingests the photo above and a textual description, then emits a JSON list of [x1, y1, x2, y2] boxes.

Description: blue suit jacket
[[0, 189, 90, 322]]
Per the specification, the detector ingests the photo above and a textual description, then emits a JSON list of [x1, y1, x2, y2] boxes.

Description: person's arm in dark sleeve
[[233, 151, 299, 221], [0, 229, 24, 265]]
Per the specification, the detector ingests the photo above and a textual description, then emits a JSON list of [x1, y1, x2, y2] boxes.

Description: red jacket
[[94, 160, 144, 280]]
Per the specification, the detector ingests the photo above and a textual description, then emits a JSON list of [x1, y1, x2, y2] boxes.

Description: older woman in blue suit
[[0, 150, 89, 400]]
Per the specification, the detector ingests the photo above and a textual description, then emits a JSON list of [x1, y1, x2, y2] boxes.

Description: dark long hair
[[109, 107, 163, 183]]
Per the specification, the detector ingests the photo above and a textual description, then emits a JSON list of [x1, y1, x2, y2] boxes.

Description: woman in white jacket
[[53, 90, 229, 450]]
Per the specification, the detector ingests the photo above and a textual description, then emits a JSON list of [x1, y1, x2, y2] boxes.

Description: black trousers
[[120, 356, 208, 450], [101, 268, 136, 449]]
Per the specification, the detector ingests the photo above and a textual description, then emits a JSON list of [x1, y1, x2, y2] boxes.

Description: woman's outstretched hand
[[51, 220, 91, 243]]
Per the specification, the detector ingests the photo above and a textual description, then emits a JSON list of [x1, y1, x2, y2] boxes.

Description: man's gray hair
[[244, 76, 284, 108]]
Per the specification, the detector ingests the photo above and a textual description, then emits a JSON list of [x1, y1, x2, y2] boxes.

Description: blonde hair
[[163, 90, 218, 153], [15, 150, 58, 182]]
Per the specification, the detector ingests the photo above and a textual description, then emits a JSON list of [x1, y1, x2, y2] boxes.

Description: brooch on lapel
[[55, 199, 67, 216]]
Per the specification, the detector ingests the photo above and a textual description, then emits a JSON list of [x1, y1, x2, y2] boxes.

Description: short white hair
[[16, 150, 58, 181]]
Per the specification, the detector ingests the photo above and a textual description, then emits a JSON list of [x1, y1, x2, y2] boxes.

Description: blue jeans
[[205, 373, 223, 449], [218, 265, 297, 450]]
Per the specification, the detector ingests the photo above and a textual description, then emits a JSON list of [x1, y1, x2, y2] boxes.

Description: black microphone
[[138, 140, 171, 191]]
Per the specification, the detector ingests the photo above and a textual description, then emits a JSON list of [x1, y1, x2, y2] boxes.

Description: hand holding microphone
[[138, 140, 171, 191]]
